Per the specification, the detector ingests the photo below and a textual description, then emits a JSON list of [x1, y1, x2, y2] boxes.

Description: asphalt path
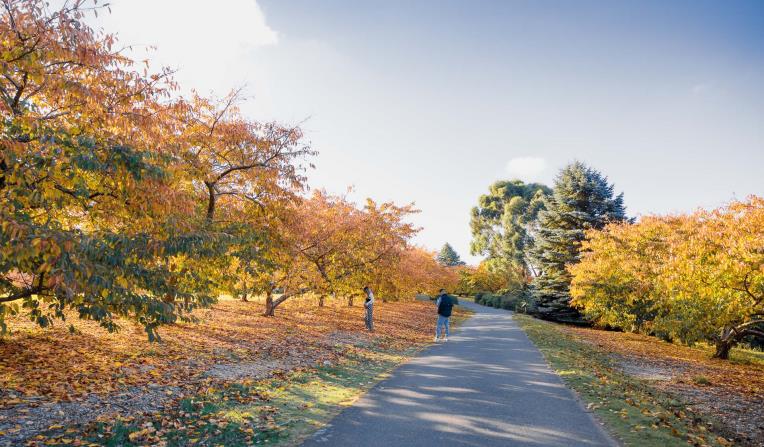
[[301, 300, 618, 447]]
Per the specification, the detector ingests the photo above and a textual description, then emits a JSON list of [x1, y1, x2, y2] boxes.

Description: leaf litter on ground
[[516, 314, 762, 447], [0, 298, 470, 446]]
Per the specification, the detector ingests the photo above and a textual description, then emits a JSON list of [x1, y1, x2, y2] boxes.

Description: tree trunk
[[713, 340, 733, 360], [713, 327, 736, 360], [263, 287, 309, 317], [348, 296, 354, 307], [0, 158, 7, 190], [263, 291, 292, 317], [205, 181, 216, 222], [263, 289, 275, 317], [239, 279, 249, 302], [318, 295, 325, 307]]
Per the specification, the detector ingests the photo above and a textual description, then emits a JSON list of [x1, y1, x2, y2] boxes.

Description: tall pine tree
[[531, 161, 628, 322], [437, 243, 466, 267]]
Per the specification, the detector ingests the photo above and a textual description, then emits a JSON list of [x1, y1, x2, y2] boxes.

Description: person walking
[[435, 288, 454, 342], [363, 286, 375, 332]]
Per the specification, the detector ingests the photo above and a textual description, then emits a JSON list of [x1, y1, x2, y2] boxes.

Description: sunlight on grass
[[229, 345, 422, 445], [514, 314, 732, 447], [30, 304, 472, 447], [698, 343, 764, 366]]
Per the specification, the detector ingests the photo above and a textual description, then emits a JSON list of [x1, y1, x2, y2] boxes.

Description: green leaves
[[436, 243, 465, 267], [470, 179, 551, 274]]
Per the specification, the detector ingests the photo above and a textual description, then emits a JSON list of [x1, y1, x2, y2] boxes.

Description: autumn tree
[[170, 90, 313, 306], [0, 0, 316, 338], [388, 247, 459, 298], [571, 196, 764, 359], [570, 216, 678, 334], [343, 198, 420, 304], [174, 91, 312, 223], [252, 191, 457, 315], [256, 222, 314, 317], [0, 0, 220, 339], [255, 192, 417, 315], [457, 260, 525, 296], [660, 198, 764, 358]]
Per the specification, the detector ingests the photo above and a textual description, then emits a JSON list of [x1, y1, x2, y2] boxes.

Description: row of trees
[[467, 161, 628, 321], [571, 197, 763, 359], [0, 0, 456, 339], [468, 161, 762, 359]]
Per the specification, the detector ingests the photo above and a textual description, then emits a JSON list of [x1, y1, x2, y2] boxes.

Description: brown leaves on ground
[[562, 325, 764, 446], [563, 326, 764, 394], [0, 298, 440, 407]]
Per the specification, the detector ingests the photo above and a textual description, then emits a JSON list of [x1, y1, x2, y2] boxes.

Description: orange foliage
[[0, 0, 453, 336], [0, 299, 448, 406], [571, 196, 764, 358]]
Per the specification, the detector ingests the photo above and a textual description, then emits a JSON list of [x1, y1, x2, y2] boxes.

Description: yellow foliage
[[571, 196, 764, 358]]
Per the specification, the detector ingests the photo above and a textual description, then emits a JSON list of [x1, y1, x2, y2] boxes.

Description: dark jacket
[[436, 294, 454, 317]]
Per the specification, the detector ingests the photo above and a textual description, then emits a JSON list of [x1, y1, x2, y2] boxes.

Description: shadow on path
[[301, 301, 618, 447]]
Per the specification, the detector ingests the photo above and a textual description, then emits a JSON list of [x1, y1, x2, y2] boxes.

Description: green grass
[[695, 342, 764, 367], [727, 346, 764, 366], [692, 375, 711, 386], [514, 314, 733, 447]]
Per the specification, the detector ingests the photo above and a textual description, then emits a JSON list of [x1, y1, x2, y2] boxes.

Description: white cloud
[[692, 82, 712, 95], [93, 0, 278, 96], [506, 156, 547, 181]]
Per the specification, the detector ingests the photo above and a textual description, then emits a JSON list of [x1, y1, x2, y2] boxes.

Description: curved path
[[301, 301, 618, 447]]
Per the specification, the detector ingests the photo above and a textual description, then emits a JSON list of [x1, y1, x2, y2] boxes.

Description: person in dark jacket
[[434, 289, 454, 342]]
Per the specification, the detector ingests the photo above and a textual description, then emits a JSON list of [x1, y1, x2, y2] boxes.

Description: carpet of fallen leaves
[[0, 297, 445, 445], [561, 325, 764, 447]]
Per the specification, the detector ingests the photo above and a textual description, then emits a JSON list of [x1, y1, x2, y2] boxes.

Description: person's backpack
[[437, 295, 454, 317]]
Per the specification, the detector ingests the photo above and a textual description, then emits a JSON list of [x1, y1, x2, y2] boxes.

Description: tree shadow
[[301, 302, 615, 447]]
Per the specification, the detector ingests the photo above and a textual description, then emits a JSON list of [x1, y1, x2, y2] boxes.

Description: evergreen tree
[[437, 243, 466, 267], [470, 180, 550, 276], [531, 161, 628, 322]]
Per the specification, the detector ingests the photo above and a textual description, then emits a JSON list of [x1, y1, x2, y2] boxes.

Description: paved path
[[302, 301, 618, 447]]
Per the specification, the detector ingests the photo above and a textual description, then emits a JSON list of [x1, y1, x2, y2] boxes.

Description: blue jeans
[[365, 306, 374, 331], [436, 315, 450, 338]]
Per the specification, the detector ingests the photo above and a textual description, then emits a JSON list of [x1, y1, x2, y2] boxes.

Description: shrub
[[474, 292, 517, 311], [692, 375, 711, 386], [499, 296, 516, 310]]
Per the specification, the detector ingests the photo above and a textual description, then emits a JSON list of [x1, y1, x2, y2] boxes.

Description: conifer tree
[[531, 161, 628, 322], [437, 243, 466, 267]]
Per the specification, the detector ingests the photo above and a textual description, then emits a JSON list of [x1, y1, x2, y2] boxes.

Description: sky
[[92, 0, 764, 264]]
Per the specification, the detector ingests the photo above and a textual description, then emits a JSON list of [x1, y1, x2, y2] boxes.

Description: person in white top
[[362, 286, 375, 332]]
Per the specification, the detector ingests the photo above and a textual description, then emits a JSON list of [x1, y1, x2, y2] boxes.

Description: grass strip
[[514, 314, 733, 447]]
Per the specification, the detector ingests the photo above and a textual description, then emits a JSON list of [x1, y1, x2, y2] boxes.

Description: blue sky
[[96, 0, 763, 263]]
